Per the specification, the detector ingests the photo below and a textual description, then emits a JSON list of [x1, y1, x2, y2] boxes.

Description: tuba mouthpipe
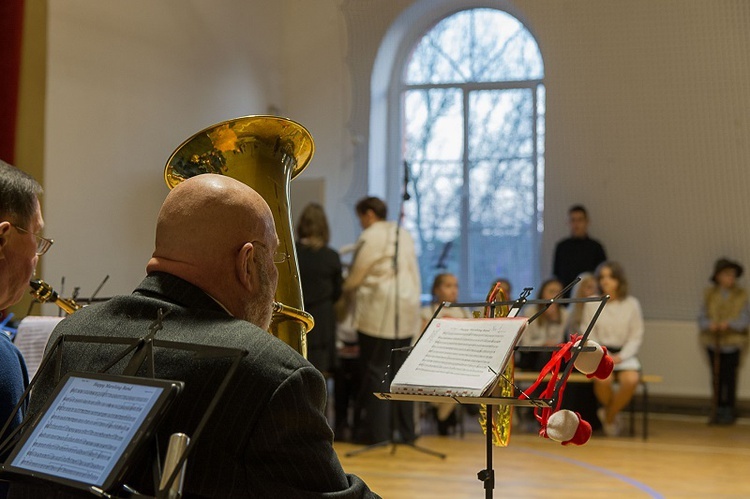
[[272, 301, 314, 333]]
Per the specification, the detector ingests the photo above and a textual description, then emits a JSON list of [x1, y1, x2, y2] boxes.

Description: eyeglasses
[[251, 241, 289, 264], [12, 224, 54, 256]]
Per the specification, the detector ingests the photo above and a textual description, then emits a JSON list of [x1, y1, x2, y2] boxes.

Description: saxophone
[[29, 279, 82, 315], [477, 282, 514, 447]]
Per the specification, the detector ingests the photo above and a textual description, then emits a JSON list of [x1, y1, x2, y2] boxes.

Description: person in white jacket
[[343, 196, 421, 444]]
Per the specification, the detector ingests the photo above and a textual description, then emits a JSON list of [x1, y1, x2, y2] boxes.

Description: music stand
[[0, 308, 248, 498], [374, 287, 609, 498], [2, 372, 183, 496], [344, 343, 445, 458]]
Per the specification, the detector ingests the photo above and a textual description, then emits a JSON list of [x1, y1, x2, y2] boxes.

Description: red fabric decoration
[[518, 334, 603, 445]]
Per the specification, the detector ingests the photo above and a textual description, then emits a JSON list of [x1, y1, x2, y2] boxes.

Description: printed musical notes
[[10, 376, 164, 487], [390, 317, 527, 397]]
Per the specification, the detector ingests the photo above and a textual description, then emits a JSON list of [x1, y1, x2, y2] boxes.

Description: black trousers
[[706, 347, 740, 409], [334, 355, 361, 431], [355, 331, 415, 444]]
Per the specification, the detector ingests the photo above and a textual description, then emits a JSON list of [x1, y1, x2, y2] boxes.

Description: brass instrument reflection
[[29, 279, 82, 315]]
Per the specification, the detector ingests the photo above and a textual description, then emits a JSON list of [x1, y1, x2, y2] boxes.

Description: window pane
[[403, 160, 463, 281], [465, 89, 539, 300], [467, 159, 537, 300], [403, 88, 463, 285], [400, 8, 544, 304], [469, 89, 534, 161], [405, 8, 543, 85], [404, 89, 463, 162]]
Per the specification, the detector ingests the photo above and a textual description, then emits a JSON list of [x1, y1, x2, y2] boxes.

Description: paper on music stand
[[14, 316, 64, 379], [390, 317, 528, 397]]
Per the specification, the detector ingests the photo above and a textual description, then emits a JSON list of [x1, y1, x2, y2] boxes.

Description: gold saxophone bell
[[29, 279, 82, 315], [477, 283, 514, 447], [164, 115, 315, 357]]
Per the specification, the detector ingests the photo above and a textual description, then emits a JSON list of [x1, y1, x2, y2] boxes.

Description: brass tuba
[[163, 115, 315, 356]]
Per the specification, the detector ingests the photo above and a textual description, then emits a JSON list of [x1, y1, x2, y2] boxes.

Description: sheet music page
[[14, 316, 64, 379], [390, 317, 527, 397], [10, 376, 164, 487]]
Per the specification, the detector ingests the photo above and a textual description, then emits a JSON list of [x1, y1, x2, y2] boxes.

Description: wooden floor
[[333, 414, 750, 498]]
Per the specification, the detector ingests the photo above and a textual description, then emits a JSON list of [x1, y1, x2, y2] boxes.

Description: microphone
[[402, 160, 411, 201]]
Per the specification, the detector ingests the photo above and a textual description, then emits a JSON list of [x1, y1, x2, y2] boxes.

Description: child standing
[[698, 258, 749, 425]]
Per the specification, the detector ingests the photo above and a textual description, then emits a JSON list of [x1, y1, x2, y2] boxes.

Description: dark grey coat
[[8, 272, 376, 498]]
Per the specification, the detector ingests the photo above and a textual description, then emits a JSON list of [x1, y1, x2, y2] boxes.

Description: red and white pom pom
[[545, 410, 591, 446], [573, 339, 614, 379]]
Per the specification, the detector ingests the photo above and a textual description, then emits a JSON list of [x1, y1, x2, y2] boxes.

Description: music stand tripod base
[[345, 392, 446, 459]]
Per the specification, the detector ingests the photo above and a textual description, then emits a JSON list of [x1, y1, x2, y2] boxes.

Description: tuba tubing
[[163, 115, 315, 357]]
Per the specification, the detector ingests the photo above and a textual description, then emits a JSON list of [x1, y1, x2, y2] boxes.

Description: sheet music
[[10, 376, 164, 486], [14, 316, 64, 379], [391, 317, 527, 397]]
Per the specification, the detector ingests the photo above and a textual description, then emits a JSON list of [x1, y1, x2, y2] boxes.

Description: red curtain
[[0, 0, 25, 164]]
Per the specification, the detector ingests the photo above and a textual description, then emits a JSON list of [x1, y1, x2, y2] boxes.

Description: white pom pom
[[546, 410, 579, 442], [573, 339, 604, 375]]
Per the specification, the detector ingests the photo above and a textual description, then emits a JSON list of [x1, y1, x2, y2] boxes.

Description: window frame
[[385, 6, 545, 301]]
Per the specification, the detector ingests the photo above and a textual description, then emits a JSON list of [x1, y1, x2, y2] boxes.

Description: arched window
[[399, 7, 545, 301]]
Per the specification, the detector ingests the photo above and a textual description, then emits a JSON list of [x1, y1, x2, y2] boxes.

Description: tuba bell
[[164, 115, 314, 357]]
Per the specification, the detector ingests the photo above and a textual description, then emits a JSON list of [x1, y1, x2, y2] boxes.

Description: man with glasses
[[10, 174, 377, 498], [0, 161, 50, 465]]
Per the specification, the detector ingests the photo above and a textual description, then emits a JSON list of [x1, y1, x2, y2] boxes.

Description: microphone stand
[[347, 160, 444, 459], [435, 241, 452, 270]]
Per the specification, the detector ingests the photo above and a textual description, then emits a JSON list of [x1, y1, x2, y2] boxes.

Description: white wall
[[280, 0, 360, 247], [641, 320, 711, 398], [41, 0, 750, 399], [44, 0, 284, 299]]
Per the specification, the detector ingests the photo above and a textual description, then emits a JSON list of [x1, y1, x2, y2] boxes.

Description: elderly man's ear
[[0, 221, 11, 257], [236, 242, 256, 293]]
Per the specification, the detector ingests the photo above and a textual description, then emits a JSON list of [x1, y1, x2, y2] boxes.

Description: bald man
[[10, 175, 377, 498]]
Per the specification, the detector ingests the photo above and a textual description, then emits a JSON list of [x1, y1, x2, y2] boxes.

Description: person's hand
[[611, 354, 622, 365]]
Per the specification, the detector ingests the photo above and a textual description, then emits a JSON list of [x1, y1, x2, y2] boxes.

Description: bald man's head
[[147, 174, 278, 328]]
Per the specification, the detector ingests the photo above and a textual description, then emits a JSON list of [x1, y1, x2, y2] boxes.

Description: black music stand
[[0, 308, 248, 498], [374, 288, 608, 498], [344, 342, 446, 459]]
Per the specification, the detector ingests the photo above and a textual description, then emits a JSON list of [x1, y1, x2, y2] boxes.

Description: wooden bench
[[513, 371, 663, 440]]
